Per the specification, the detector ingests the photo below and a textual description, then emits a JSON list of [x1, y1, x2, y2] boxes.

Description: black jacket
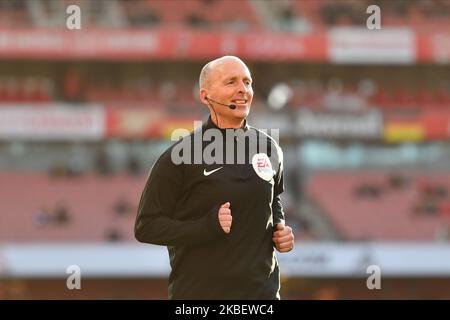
[[135, 116, 285, 299]]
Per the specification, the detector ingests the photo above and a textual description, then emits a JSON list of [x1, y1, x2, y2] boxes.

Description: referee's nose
[[237, 80, 249, 95]]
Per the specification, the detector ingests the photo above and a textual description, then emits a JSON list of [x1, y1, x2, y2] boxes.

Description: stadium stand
[[307, 171, 450, 241], [0, 173, 145, 242], [1, 0, 450, 244]]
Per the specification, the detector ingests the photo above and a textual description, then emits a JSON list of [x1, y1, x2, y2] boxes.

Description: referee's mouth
[[231, 99, 248, 107]]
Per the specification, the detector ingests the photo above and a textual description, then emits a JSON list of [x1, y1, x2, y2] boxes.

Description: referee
[[135, 56, 294, 300]]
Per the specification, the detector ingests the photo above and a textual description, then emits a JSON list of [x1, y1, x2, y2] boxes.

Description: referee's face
[[208, 59, 253, 122]]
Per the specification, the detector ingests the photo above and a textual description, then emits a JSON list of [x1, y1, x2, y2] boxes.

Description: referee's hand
[[273, 223, 294, 253], [218, 202, 232, 234]]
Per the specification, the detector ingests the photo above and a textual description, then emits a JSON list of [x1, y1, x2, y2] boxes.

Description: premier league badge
[[252, 153, 275, 182]]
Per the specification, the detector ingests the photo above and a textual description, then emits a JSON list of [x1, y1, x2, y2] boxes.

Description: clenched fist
[[272, 223, 294, 253], [218, 202, 232, 234]]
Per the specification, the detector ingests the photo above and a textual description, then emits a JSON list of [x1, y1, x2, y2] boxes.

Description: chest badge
[[252, 153, 274, 182]]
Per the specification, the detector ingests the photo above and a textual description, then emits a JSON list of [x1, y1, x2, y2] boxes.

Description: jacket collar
[[204, 116, 249, 132]]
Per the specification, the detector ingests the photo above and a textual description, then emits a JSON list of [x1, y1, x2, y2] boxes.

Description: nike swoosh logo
[[203, 167, 223, 176]]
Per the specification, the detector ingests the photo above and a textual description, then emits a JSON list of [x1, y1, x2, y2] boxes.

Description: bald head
[[199, 56, 249, 90]]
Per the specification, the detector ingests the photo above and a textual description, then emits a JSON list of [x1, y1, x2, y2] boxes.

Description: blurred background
[[1, 0, 450, 299]]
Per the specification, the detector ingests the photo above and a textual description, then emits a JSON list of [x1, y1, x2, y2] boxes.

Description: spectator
[[185, 13, 209, 28], [355, 184, 382, 199], [106, 229, 123, 242], [36, 77, 53, 102], [96, 147, 113, 176], [23, 77, 40, 102], [4, 78, 20, 102], [387, 173, 410, 190], [127, 155, 142, 176], [0, 77, 5, 101], [54, 203, 71, 225], [422, 198, 439, 215], [126, 0, 160, 27], [113, 197, 133, 216], [63, 69, 84, 103], [34, 207, 51, 227]]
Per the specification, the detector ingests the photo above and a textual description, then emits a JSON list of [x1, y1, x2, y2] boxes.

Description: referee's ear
[[199, 89, 208, 105]]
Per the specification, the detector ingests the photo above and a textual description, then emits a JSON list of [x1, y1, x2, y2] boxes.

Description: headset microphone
[[205, 97, 237, 110]]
